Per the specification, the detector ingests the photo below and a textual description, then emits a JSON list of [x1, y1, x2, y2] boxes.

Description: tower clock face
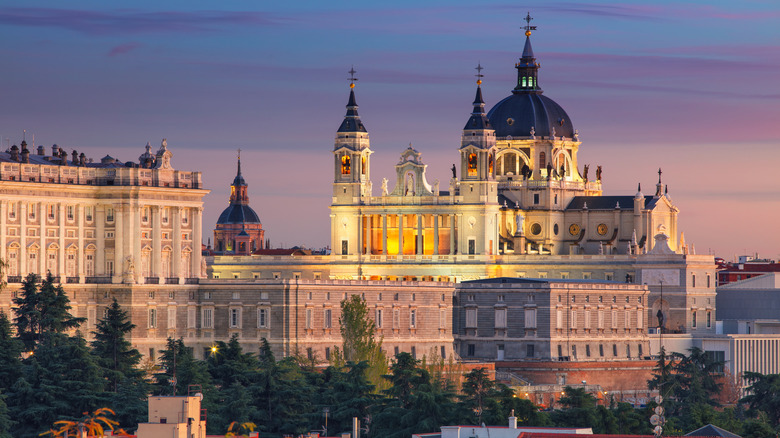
[[597, 223, 609, 235], [569, 224, 580, 236]]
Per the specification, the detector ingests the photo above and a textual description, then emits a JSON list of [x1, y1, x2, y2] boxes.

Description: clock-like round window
[[531, 223, 542, 235], [569, 224, 581, 236], [507, 118, 515, 126], [597, 223, 609, 235]]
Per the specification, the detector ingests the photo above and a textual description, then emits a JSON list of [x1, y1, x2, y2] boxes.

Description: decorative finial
[[238, 148, 241, 160], [658, 168, 662, 183], [523, 12, 537, 37], [348, 66, 358, 89], [475, 63, 484, 85]]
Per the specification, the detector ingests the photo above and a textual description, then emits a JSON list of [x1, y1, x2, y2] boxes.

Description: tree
[[337, 295, 388, 390], [741, 372, 780, 425], [12, 273, 85, 350], [550, 386, 598, 429], [460, 368, 494, 425], [0, 312, 22, 394], [40, 407, 119, 438], [91, 299, 143, 392]]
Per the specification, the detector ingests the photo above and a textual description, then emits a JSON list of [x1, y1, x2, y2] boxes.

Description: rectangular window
[[341, 240, 348, 255], [441, 345, 446, 358], [66, 205, 74, 221], [599, 344, 604, 357], [611, 310, 618, 328], [47, 204, 56, 219], [468, 239, 476, 255], [202, 309, 213, 329], [85, 206, 93, 222], [526, 344, 535, 357], [626, 344, 631, 358], [187, 308, 196, 328], [411, 346, 416, 359], [467, 344, 475, 357], [148, 309, 157, 328], [638, 344, 643, 357], [162, 208, 169, 224], [410, 310, 416, 328], [692, 274, 696, 287], [394, 346, 400, 356], [465, 308, 477, 328], [439, 309, 446, 329], [571, 345, 577, 359], [584, 310, 591, 329], [375, 309, 383, 328], [106, 207, 114, 222], [524, 308, 536, 328], [168, 308, 176, 329], [258, 308, 268, 328], [495, 308, 507, 328], [556, 309, 563, 329], [586, 344, 591, 357], [706, 311, 711, 328], [230, 308, 240, 328], [393, 309, 400, 328], [706, 274, 711, 288], [570, 310, 577, 329], [613, 344, 618, 357], [533, 193, 540, 204], [106, 261, 114, 277], [325, 309, 332, 328], [325, 347, 331, 361], [692, 310, 697, 328], [637, 309, 644, 328], [305, 309, 312, 329]]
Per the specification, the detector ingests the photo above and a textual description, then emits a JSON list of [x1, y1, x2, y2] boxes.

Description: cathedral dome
[[216, 204, 261, 225], [487, 22, 575, 140], [487, 93, 574, 139]]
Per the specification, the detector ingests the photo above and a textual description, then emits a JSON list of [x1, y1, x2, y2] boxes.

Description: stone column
[[433, 214, 439, 255], [382, 214, 388, 256], [152, 206, 162, 280], [450, 214, 456, 255], [39, 203, 45, 274], [398, 214, 404, 255], [20, 203, 27, 276], [365, 214, 372, 255], [173, 207, 182, 280], [114, 204, 124, 283], [193, 207, 203, 278], [132, 202, 142, 283], [58, 202, 65, 278], [77, 204, 84, 281], [416, 214, 423, 255], [95, 205, 105, 276], [355, 214, 362, 256]]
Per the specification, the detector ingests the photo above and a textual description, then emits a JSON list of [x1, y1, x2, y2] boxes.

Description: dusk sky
[[2, 1, 779, 259]]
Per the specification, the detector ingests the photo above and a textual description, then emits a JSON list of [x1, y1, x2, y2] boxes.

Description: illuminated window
[[467, 153, 477, 176], [341, 155, 351, 175], [539, 152, 546, 168], [522, 77, 527, 87]]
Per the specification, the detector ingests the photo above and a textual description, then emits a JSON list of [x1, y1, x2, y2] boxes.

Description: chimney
[[52, 144, 59, 156], [37, 145, 45, 155]]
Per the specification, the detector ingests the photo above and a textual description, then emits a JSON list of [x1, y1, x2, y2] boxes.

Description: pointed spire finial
[[237, 148, 242, 176], [523, 12, 537, 37], [658, 168, 662, 183], [475, 63, 484, 85], [348, 66, 358, 89]]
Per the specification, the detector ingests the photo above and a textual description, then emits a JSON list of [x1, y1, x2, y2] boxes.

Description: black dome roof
[[216, 204, 261, 225], [487, 93, 574, 139]]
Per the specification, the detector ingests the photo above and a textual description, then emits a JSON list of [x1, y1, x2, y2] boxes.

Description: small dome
[[216, 204, 261, 225], [487, 93, 574, 139]]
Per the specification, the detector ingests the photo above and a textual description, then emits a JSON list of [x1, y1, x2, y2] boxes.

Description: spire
[[230, 149, 249, 205], [464, 63, 492, 130], [655, 168, 663, 197], [513, 12, 542, 94], [337, 66, 367, 133]]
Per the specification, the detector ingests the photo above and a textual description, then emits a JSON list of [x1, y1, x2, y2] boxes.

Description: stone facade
[[455, 278, 650, 362]]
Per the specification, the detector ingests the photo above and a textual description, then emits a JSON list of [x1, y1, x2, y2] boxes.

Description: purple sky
[[2, 1, 779, 260]]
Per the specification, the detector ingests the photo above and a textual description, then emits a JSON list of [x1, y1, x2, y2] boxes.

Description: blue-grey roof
[[216, 204, 261, 225], [685, 424, 742, 437], [487, 93, 574, 139], [337, 89, 367, 133], [565, 195, 660, 211], [463, 86, 492, 130]]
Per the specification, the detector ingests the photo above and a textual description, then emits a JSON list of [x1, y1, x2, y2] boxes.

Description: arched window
[[468, 153, 478, 176], [488, 154, 494, 175], [539, 152, 546, 169], [341, 155, 351, 175], [361, 156, 366, 175]]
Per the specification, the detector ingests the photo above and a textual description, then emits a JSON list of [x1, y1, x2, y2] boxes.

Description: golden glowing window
[[468, 153, 477, 176], [341, 155, 351, 175], [361, 156, 366, 174], [488, 154, 494, 175]]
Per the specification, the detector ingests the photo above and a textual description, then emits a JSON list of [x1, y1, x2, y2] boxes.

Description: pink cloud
[[108, 42, 141, 57]]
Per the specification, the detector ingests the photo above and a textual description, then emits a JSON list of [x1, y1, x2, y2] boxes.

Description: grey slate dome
[[487, 93, 574, 139], [487, 30, 575, 139], [216, 204, 261, 225]]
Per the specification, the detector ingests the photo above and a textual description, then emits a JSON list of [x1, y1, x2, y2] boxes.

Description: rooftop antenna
[[348, 66, 358, 89]]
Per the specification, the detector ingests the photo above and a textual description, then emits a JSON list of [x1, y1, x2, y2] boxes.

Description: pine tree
[[0, 312, 22, 393], [338, 295, 388, 391], [12, 273, 85, 350], [91, 299, 143, 392]]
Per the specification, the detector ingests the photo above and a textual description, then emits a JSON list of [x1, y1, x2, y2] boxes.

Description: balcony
[[165, 277, 180, 285], [85, 276, 112, 284]]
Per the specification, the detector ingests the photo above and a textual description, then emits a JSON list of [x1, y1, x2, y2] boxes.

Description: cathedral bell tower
[[332, 70, 372, 205], [459, 66, 498, 204]]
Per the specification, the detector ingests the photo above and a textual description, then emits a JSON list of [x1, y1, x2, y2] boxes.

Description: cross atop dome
[[522, 12, 537, 36], [348, 66, 358, 89]]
